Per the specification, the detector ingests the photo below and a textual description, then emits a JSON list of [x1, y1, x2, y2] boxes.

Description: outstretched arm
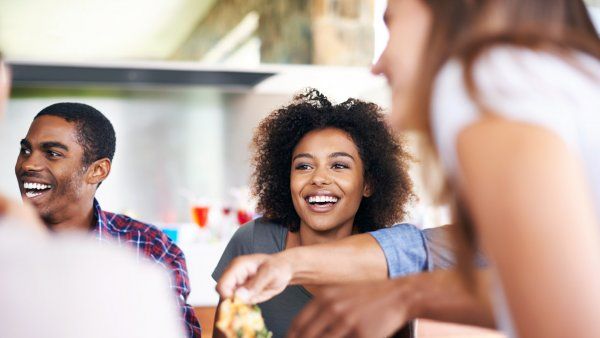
[[287, 268, 495, 338], [217, 224, 442, 304], [217, 232, 389, 303]]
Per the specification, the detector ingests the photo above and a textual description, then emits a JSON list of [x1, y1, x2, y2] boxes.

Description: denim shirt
[[369, 223, 431, 278], [371, 223, 485, 278]]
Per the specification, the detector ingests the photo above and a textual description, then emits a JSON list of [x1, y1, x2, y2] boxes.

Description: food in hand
[[216, 297, 272, 338]]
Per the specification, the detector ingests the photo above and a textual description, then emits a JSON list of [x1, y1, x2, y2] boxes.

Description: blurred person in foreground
[[14, 102, 201, 337], [218, 1, 600, 337], [0, 57, 42, 230], [0, 59, 185, 337]]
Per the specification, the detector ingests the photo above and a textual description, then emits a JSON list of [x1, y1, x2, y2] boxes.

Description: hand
[[0, 194, 46, 233], [216, 252, 294, 304], [288, 278, 415, 338]]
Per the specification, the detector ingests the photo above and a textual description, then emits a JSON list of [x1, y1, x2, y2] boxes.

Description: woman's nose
[[311, 167, 332, 185], [371, 52, 385, 76]]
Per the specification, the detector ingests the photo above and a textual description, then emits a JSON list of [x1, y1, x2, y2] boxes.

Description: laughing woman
[[212, 89, 417, 338]]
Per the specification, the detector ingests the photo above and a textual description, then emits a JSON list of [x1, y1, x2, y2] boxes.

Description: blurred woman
[[383, 1, 600, 337]]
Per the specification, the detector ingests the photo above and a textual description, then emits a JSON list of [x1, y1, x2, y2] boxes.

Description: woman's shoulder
[[229, 217, 288, 254], [433, 46, 600, 132], [435, 46, 600, 104], [432, 45, 600, 178]]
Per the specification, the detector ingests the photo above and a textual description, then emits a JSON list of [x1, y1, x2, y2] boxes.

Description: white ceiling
[[0, 1, 598, 63], [0, 0, 217, 61]]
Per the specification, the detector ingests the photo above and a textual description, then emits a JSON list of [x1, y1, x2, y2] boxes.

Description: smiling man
[[14, 102, 202, 338]]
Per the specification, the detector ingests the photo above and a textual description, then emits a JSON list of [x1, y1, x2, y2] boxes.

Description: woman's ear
[[87, 158, 111, 187], [363, 180, 373, 198]]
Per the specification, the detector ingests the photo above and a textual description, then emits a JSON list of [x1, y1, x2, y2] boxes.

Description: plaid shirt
[[92, 199, 202, 338]]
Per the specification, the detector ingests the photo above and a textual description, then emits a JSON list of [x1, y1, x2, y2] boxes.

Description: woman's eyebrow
[[329, 152, 355, 161], [292, 153, 314, 161]]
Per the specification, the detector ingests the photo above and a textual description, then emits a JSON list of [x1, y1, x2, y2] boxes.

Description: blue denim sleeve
[[369, 223, 430, 278]]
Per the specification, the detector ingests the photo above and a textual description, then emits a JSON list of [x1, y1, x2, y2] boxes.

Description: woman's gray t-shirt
[[212, 218, 451, 337], [212, 218, 312, 338]]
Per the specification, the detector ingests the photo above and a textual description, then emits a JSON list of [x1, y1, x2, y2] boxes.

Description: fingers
[[0, 195, 46, 233], [288, 282, 407, 338], [217, 254, 266, 298], [245, 258, 291, 303], [319, 298, 357, 338], [288, 288, 352, 338], [244, 264, 273, 301], [217, 253, 293, 305], [248, 287, 283, 304], [287, 298, 327, 338]]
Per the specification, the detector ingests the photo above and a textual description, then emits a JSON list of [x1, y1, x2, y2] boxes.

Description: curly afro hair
[[251, 88, 414, 233]]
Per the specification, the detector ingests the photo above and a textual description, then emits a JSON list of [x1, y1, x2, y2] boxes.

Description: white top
[[431, 46, 600, 337], [0, 222, 185, 338]]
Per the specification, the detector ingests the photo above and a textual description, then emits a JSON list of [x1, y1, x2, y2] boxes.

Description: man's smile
[[21, 180, 53, 199]]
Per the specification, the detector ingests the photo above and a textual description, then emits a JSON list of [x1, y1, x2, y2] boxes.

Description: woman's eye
[[332, 163, 349, 169], [295, 163, 312, 170]]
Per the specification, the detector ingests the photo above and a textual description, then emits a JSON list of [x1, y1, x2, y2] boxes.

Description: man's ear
[[87, 158, 111, 186], [363, 180, 373, 198]]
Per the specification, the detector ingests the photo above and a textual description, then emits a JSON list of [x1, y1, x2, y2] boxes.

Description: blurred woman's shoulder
[[435, 45, 600, 100], [432, 44, 600, 178]]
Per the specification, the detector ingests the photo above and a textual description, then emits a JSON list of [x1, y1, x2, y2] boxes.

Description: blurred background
[[1, 0, 599, 325], [0, 0, 395, 225], [1, 0, 599, 226]]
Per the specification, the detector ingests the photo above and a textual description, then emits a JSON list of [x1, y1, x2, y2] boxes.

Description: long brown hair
[[460, 0, 600, 105], [412, 0, 600, 140], [408, 0, 600, 283]]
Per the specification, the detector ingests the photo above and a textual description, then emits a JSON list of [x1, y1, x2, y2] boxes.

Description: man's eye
[[20, 148, 31, 155], [47, 150, 61, 158]]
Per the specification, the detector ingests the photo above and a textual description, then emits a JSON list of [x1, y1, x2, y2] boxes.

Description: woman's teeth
[[308, 195, 339, 204]]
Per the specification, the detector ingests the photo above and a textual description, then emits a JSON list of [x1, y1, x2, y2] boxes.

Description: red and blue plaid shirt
[[92, 199, 202, 338]]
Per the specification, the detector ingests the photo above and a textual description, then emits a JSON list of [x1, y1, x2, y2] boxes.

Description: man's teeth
[[25, 191, 43, 198], [23, 182, 52, 190], [308, 196, 339, 203]]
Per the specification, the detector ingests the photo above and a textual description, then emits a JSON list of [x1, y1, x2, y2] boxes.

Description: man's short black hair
[[35, 102, 116, 166]]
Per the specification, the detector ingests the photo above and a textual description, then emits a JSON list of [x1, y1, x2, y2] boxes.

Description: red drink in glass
[[236, 209, 252, 225], [191, 206, 209, 228]]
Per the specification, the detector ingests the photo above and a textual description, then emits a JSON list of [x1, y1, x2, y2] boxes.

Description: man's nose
[[20, 153, 44, 172]]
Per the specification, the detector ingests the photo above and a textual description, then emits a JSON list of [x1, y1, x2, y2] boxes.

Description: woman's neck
[[287, 219, 355, 249]]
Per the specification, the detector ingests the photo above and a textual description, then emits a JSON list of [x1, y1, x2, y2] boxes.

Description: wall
[[0, 86, 290, 225]]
